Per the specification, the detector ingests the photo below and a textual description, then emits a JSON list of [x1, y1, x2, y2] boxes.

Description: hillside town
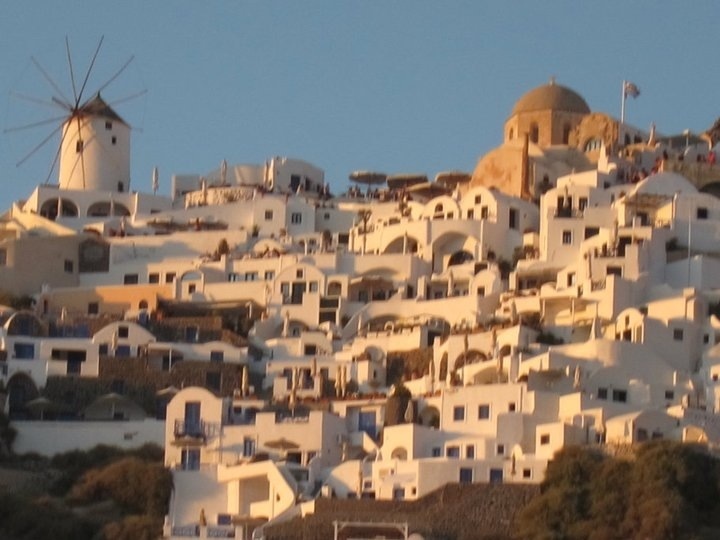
[[2, 79, 720, 539]]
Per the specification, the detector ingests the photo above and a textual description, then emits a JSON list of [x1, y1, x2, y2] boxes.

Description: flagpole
[[621, 80, 626, 124]]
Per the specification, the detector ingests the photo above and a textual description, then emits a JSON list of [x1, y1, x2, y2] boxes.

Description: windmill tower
[[58, 93, 131, 192], [7, 37, 142, 195]]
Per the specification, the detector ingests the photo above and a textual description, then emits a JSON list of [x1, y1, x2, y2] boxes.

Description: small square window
[[453, 406, 465, 421], [673, 328, 684, 341], [188, 284, 196, 294], [431, 447, 441, 457], [309, 281, 318, 292], [291, 212, 302, 224], [88, 302, 99, 315], [465, 445, 475, 459], [540, 434, 550, 445], [149, 273, 160, 284], [704, 334, 710, 344], [118, 326, 129, 338], [562, 230, 572, 245], [324, 212, 330, 220], [598, 387, 608, 400], [264, 270, 274, 280], [265, 210, 273, 221], [497, 444, 505, 456], [480, 206, 489, 219], [467, 209, 474, 219], [165, 272, 176, 283], [612, 389, 627, 403], [664, 390, 674, 400], [478, 404, 490, 420], [64, 259, 74, 273], [474, 195, 482, 204], [123, 273, 139, 285], [296, 269, 304, 279], [697, 207, 708, 220], [446, 446, 460, 458], [111, 136, 117, 145], [523, 468, 532, 479], [210, 350, 224, 363], [508, 402, 516, 412], [105, 121, 113, 130]]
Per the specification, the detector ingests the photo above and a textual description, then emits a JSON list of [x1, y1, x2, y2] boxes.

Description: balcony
[[173, 419, 218, 444]]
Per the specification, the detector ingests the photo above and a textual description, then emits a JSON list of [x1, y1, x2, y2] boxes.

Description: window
[[309, 281, 318, 292], [480, 206, 489, 219], [218, 514, 232, 526], [453, 406, 465, 421], [529, 122, 539, 143], [188, 284, 196, 294], [475, 195, 482, 205], [88, 302, 99, 315], [243, 437, 256, 457], [478, 404, 490, 420], [324, 212, 330, 220], [497, 444, 505, 456], [673, 328, 684, 341], [697, 207, 708, 219], [446, 446, 460, 458], [431, 447, 441, 457], [210, 351, 224, 363], [508, 402, 516, 412], [181, 448, 200, 470], [76, 140, 84, 153], [118, 326, 129, 338], [612, 389, 627, 403], [704, 334, 710, 344], [509, 208, 518, 229], [105, 121, 113, 130], [465, 445, 475, 459], [264, 270, 275, 280], [562, 230, 572, 245], [467, 209, 474, 219], [578, 197, 588, 211], [567, 272, 576, 287], [665, 390, 674, 400], [265, 210, 273, 220], [291, 212, 302, 224], [523, 468, 532, 479], [459, 468, 473, 484], [13, 343, 35, 359], [245, 272, 258, 281], [477, 286, 485, 297], [540, 434, 550, 445], [598, 387, 608, 400], [165, 272, 176, 283], [149, 273, 160, 284], [123, 274, 138, 285], [392, 488, 405, 500], [64, 259, 73, 273], [607, 266, 622, 277], [584, 226, 599, 239], [296, 269, 304, 279]]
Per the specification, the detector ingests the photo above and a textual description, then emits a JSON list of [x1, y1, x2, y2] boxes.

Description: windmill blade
[[76, 36, 104, 105], [95, 54, 134, 95], [31, 56, 72, 107], [107, 88, 147, 108], [44, 128, 67, 185], [9, 91, 68, 111], [51, 96, 73, 112], [16, 123, 64, 167], [4, 114, 69, 134], [65, 36, 79, 105]]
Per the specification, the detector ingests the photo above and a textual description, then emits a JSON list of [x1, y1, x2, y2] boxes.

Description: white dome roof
[[628, 171, 697, 198]]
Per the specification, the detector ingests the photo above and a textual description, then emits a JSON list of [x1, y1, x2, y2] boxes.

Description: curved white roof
[[628, 171, 697, 198]]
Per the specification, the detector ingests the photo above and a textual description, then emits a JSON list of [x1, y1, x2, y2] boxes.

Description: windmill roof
[[78, 94, 128, 125]]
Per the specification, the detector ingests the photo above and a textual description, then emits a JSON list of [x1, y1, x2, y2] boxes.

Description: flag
[[624, 81, 640, 99]]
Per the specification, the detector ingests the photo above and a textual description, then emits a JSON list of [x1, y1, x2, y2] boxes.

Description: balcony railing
[[173, 419, 218, 440]]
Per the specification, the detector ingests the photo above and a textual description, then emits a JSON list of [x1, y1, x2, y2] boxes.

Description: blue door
[[489, 468, 503, 484]]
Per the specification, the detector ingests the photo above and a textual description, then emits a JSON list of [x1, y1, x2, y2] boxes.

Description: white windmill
[[6, 37, 145, 197]]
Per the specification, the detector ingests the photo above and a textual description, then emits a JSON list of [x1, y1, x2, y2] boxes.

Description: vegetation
[[0, 444, 170, 540], [514, 442, 720, 540]]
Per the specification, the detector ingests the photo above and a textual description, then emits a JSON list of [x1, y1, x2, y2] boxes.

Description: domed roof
[[511, 81, 590, 116]]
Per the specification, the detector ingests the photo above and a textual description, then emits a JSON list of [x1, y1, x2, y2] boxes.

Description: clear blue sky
[[1, 1, 717, 209]]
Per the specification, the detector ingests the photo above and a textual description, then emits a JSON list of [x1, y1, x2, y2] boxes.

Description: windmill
[[4, 37, 145, 203]]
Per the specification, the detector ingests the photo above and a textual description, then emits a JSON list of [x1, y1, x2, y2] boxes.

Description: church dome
[[511, 81, 590, 116]]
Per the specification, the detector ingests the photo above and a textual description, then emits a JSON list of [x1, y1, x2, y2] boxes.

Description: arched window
[[508, 128, 514, 140], [529, 122, 539, 144], [584, 138, 603, 152], [327, 281, 342, 296], [562, 123, 571, 144]]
